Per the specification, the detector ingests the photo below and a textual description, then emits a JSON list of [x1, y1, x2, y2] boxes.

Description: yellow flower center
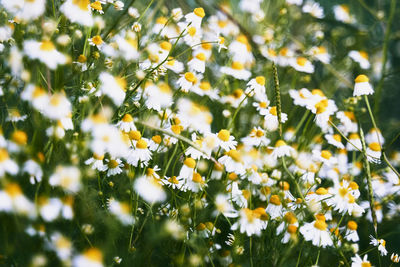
[[233, 89, 243, 98], [199, 81, 211, 91], [171, 125, 182, 135], [227, 149, 241, 162], [0, 149, 9, 162], [168, 176, 179, 184], [12, 130, 28, 145], [5, 183, 22, 197], [355, 74, 369, 83], [193, 7, 205, 18], [314, 219, 328, 230], [116, 77, 127, 91], [152, 135, 162, 144], [84, 248, 103, 262], [347, 220, 358, 230], [122, 114, 133, 122], [296, 57, 307, 66], [91, 35, 103, 46], [78, 54, 87, 63], [269, 194, 281, 206], [316, 187, 328, 195], [184, 157, 196, 168], [72, 0, 90, 11], [369, 142, 381, 152], [90, 1, 102, 11], [160, 41, 172, 51], [339, 187, 348, 197], [156, 16, 168, 25], [184, 72, 197, 83], [311, 89, 324, 96], [188, 27, 197, 36], [361, 262, 371, 267], [218, 129, 230, 141], [136, 139, 148, 149], [108, 159, 119, 168], [93, 153, 104, 160], [321, 150, 332, 160], [40, 40, 55, 51], [284, 212, 297, 224], [128, 130, 141, 141], [259, 101, 268, 108], [195, 53, 206, 61], [269, 106, 277, 115], [255, 130, 264, 137], [255, 76, 265, 86], [333, 134, 341, 142], [287, 225, 298, 234], [192, 172, 203, 183], [201, 42, 212, 50], [275, 140, 286, 147], [231, 61, 244, 70], [359, 51, 369, 59]]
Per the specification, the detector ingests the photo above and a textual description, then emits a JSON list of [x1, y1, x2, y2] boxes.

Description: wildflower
[[369, 235, 388, 256], [325, 134, 345, 149], [88, 35, 104, 49], [312, 149, 337, 166], [23, 159, 43, 184], [246, 76, 267, 102], [231, 208, 264, 236], [391, 253, 400, 263], [24, 40, 67, 69], [214, 194, 238, 218], [72, 248, 103, 267], [49, 166, 81, 193], [188, 52, 207, 73], [220, 61, 251, 80], [264, 106, 288, 132], [354, 75, 373, 96], [351, 254, 371, 267], [48, 232, 73, 261], [365, 128, 385, 145], [99, 72, 126, 106], [105, 158, 124, 176], [60, 0, 94, 27], [347, 133, 362, 151], [108, 198, 134, 225], [0, 148, 19, 177], [241, 127, 270, 148], [184, 8, 205, 29], [177, 72, 199, 92], [309, 46, 331, 64], [327, 180, 364, 215], [218, 150, 246, 175], [366, 142, 381, 163], [90, 1, 103, 13], [333, 5, 355, 24], [349, 51, 370, 69], [345, 220, 359, 242], [0, 183, 36, 217], [134, 175, 166, 204], [300, 214, 333, 247], [217, 129, 237, 151], [116, 114, 136, 132], [272, 140, 294, 159], [266, 195, 283, 219], [290, 57, 314, 73], [302, 1, 324, 19]]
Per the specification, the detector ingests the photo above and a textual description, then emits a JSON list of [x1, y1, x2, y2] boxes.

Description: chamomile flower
[[1, 0, 45, 22], [333, 5, 355, 24], [116, 114, 136, 132], [60, 0, 94, 27], [272, 140, 294, 159], [218, 149, 246, 175], [49, 166, 81, 193], [347, 133, 362, 151], [177, 72, 199, 92], [217, 129, 237, 151], [188, 52, 207, 73], [264, 106, 288, 132], [366, 142, 382, 163], [266, 195, 283, 219], [365, 128, 385, 145], [344, 220, 359, 242], [24, 40, 67, 70], [186, 171, 206, 192], [246, 76, 267, 102], [108, 198, 134, 225], [23, 159, 43, 184], [0, 183, 36, 217], [38, 197, 63, 222], [214, 194, 238, 218], [134, 175, 166, 204], [325, 134, 344, 149], [351, 254, 371, 267], [220, 61, 251, 80], [231, 208, 264, 236], [48, 232, 73, 261], [354, 74, 374, 96], [302, 1, 325, 19], [241, 127, 270, 148], [327, 180, 364, 215], [312, 149, 337, 166], [300, 214, 333, 247], [290, 57, 314, 73], [0, 148, 19, 177], [349, 51, 370, 69], [369, 235, 388, 256], [88, 35, 104, 49], [72, 248, 103, 267], [127, 138, 152, 167], [99, 72, 126, 106], [253, 100, 270, 115], [84, 153, 105, 171], [309, 46, 331, 64], [105, 158, 124, 176], [163, 175, 186, 191], [289, 88, 313, 107], [184, 8, 205, 29]]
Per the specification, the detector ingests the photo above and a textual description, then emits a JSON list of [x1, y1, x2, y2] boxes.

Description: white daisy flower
[[350, 254, 371, 267], [217, 129, 237, 151], [272, 140, 294, 159], [302, 1, 324, 19], [72, 248, 103, 267], [133, 175, 166, 204], [369, 235, 388, 256], [99, 72, 127, 106], [334, 5, 355, 24], [24, 40, 67, 70], [0, 148, 19, 177], [108, 198, 134, 225], [266, 195, 283, 219], [61, 0, 94, 27], [184, 7, 205, 29], [0, 183, 36, 218], [188, 52, 207, 73], [116, 114, 136, 132], [85, 153, 107, 171], [49, 166, 81, 193], [88, 35, 104, 49], [220, 61, 251, 80], [218, 149, 246, 176], [349, 51, 370, 69], [354, 74, 373, 96], [300, 214, 333, 248], [105, 158, 124, 177], [177, 72, 199, 92], [290, 57, 314, 73]]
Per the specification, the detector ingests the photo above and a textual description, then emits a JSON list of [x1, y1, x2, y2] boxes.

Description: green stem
[[374, 0, 397, 113], [359, 127, 378, 235], [272, 62, 282, 138]]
